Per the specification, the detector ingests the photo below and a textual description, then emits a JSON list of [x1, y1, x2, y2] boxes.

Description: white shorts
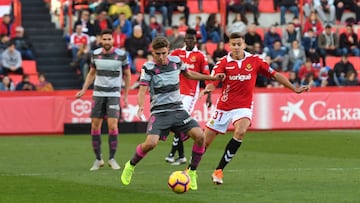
[[181, 94, 197, 114], [206, 108, 253, 134]]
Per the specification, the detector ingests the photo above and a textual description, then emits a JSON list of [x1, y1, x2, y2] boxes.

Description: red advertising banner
[[0, 89, 359, 134]]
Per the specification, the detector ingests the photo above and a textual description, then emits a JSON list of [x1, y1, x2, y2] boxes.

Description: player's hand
[[213, 73, 226, 81], [136, 106, 146, 121], [295, 85, 310, 94], [75, 90, 85, 98]]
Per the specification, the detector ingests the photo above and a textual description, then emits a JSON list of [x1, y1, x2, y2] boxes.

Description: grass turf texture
[[0, 130, 360, 203]]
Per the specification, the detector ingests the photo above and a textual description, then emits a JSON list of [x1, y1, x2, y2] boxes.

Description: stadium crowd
[[1, 0, 360, 91]]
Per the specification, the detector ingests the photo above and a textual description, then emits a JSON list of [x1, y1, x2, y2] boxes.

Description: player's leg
[[106, 97, 121, 170], [90, 117, 104, 171], [121, 134, 160, 185], [89, 96, 106, 171], [213, 117, 250, 184]]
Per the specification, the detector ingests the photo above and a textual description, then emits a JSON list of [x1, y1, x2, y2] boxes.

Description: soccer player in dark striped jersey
[[120, 36, 224, 190], [76, 29, 131, 171]]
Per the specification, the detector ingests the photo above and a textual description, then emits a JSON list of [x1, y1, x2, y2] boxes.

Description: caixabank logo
[[280, 99, 360, 122]]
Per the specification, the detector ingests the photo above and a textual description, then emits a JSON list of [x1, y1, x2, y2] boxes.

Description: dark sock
[[189, 144, 205, 170], [108, 129, 118, 159], [216, 138, 242, 170], [178, 139, 184, 158], [130, 144, 148, 166], [168, 134, 180, 157], [91, 130, 101, 160]]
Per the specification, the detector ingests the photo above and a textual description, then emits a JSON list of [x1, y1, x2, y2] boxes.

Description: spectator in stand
[[108, 1, 132, 20], [147, 0, 168, 27], [0, 14, 16, 38], [282, 22, 301, 51], [303, 11, 324, 37], [94, 10, 112, 36], [12, 26, 34, 60], [113, 12, 132, 38], [253, 42, 267, 59], [70, 43, 91, 77], [131, 13, 151, 42], [318, 24, 341, 65], [35, 73, 54, 92], [335, 0, 360, 24], [333, 54, 357, 85], [303, 0, 313, 18], [278, 0, 299, 25], [91, 0, 111, 14], [288, 70, 301, 87], [193, 16, 207, 43], [266, 40, 289, 72], [205, 14, 222, 43], [178, 16, 189, 36], [314, 0, 336, 25], [0, 35, 10, 56], [125, 25, 149, 61], [149, 16, 164, 40], [73, 10, 95, 37], [15, 74, 35, 91], [302, 29, 321, 64], [128, 0, 141, 15], [0, 75, 15, 91], [112, 25, 127, 49], [212, 41, 228, 62], [168, 0, 189, 27], [292, 16, 302, 33], [339, 24, 360, 56], [263, 24, 283, 54], [240, 0, 259, 25], [69, 24, 90, 61], [1, 41, 23, 76], [288, 40, 306, 72], [225, 0, 242, 25], [244, 23, 263, 53], [301, 72, 318, 86], [343, 70, 359, 86], [226, 13, 248, 38], [168, 25, 185, 51], [298, 58, 319, 82]]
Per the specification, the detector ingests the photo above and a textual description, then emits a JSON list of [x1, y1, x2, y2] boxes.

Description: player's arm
[[183, 70, 225, 81], [273, 72, 309, 94], [137, 85, 147, 119], [76, 67, 96, 98], [122, 66, 131, 107]]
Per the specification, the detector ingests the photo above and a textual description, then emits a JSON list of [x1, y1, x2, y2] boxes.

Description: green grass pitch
[[1, 130, 360, 203]]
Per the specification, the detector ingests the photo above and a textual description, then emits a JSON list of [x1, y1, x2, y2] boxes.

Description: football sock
[[169, 135, 180, 157], [130, 144, 147, 166], [189, 144, 205, 170], [178, 139, 185, 158], [108, 129, 118, 160], [91, 130, 101, 160], [216, 138, 242, 170]]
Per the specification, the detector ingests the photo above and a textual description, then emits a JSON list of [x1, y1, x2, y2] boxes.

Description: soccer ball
[[167, 171, 191, 194]]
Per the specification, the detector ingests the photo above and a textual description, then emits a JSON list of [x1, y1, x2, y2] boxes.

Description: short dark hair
[[100, 29, 113, 36], [229, 32, 244, 40], [152, 36, 169, 50], [186, 28, 197, 36]]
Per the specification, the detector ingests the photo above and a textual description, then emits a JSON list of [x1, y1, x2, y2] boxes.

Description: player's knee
[[193, 132, 204, 146], [234, 129, 246, 140]]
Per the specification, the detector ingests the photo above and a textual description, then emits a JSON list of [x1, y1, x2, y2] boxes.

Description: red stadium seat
[[255, 27, 265, 40], [29, 75, 39, 84], [8, 74, 22, 85], [348, 56, 360, 70], [258, 0, 276, 13], [202, 0, 219, 13], [206, 43, 217, 56], [325, 56, 340, 68], [134, 57, 147, 73], [22, 60, 37, 74], [188, 0, 200, 14]]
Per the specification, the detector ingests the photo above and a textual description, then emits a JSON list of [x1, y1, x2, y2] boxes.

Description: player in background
[[76, 29, 131, 171], [120, 36, 224, 190], [164, 29, 212, 165], [201, 32, 309, 184]]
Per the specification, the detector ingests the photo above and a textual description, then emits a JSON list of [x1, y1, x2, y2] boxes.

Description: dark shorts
[[146, 110, 199, 141], [90, 96, 120, 118]]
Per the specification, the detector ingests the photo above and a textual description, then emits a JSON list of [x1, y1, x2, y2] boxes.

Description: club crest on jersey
[[190, 56, 196, 62], [245, 64, 253, 71]]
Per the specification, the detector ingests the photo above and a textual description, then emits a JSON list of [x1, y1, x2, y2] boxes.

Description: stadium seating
[[206, 43, 217, 56], [188, 1, 200, 14], [258, 0, 275, 13], [22, 60, 37, 75], [202, 0, 219, 13], [134, 57, 147, 73]]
